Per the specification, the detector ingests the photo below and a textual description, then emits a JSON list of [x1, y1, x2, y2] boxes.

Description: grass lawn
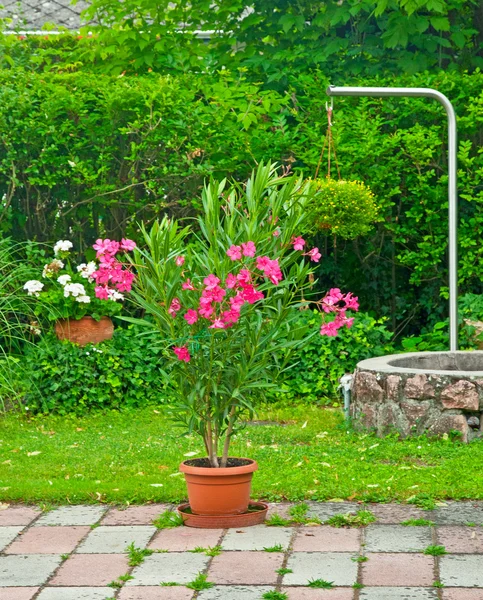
[[1, 404, 483, 505]]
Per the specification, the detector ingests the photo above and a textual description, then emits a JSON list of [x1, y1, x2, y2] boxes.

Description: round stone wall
[[351, 351, 483, 442]]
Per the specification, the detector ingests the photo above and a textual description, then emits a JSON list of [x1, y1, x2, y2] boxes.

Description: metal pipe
[[326, 85, 458, 351]]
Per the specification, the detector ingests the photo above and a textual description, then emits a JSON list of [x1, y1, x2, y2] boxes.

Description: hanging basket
[[308, 178, 379, 239], [54, 316, 114, 346]]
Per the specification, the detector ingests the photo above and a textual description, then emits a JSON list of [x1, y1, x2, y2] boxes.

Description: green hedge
[[1, 68, 483, 335], [269, 310, 394, 405], [24, 327, 169, 414]]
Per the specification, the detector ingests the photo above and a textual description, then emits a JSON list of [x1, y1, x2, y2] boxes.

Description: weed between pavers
[[107, 573, 133, 588], [160, 582, 180, 586], [353, 582, 365, 589], [188, 545, 222, 556], [308, 579, 334, 588], [186, 572, 214, 591], [433, 580, 445, 588], [351, 555, 368, 562], [264, 543, 285, 552], [262, 592, 288, 600], [424, 545, 447, 556], [266, 503, 322, 526], [126, 542, 154, 566], [152, 510, 184, 529], [276, 567, 293, 575], [325, 510, 376, 528], [401, 518, 435, 526]]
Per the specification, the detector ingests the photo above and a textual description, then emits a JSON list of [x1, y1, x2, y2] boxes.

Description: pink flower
[[184, 309, 198, 325], [168, 297, 181, 317], [273, 229, 280, 237], [227, 245, 242, 261], [173, 346, 191, 362], [322, 288, 344, 313], [259, 258, 283, 285], [95, 286, 109, 300], [292, 236, 305, 251], [320, 321, 341, 336], [241, 284, 264, 304], [182, 278, 195, 291], [237, 269, 252, 285], [209, 286, 226, 303], [241, 241, 256, 257], [199, 303, 214, 319], [209, 319, 226, 329], [120, 238, 136, 251], [306, 247, 321, 263], [175, 255, 185, 267], [230, 294, 245, 311], [203, 274, 220, 290], [256, 256, 271, 271], [225, 273, 238, 289], [93, 239, 120, 257], [343, 292, 359, 311], [222, 308, 241, 325]]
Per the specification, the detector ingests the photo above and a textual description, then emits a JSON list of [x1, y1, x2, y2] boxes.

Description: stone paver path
[[1, 501, 483, 598]]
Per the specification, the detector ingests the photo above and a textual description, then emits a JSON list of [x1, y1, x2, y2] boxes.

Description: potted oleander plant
[[23, 238, 136, 345], [129, 164, 358, 523]]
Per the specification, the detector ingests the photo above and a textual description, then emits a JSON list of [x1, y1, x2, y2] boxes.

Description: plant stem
[[220, 405, 237, 468]]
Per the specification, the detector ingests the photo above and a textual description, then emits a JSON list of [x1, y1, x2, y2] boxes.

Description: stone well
[[351, 351, 483, 442]]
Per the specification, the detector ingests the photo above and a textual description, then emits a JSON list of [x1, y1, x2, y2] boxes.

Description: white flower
[[57, 274, 71, 286], [24, 280, 44, 297], [53, 240, 73, 256], [75, 295, 91, 304], [77, 261, 97, 281], [63, 283, 86, 298], [42, 259, 64, 278], [107, 289, 124, 302]]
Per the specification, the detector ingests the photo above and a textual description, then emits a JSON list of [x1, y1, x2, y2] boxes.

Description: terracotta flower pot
[[54, 316, 114, 346], [179, 457, 258, 516]]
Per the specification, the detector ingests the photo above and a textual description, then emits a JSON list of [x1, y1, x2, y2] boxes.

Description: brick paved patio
[[1, 501, 482, 599]]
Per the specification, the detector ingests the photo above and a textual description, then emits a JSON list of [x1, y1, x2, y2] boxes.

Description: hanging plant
[[307, 177, 379, 240]]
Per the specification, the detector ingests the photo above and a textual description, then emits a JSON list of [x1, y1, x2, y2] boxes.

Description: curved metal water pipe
[[326, 85, 458, 351]]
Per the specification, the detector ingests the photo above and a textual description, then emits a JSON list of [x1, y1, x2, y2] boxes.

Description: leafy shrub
[[24, 327, 169, 414], [270, 309, 393, 405]]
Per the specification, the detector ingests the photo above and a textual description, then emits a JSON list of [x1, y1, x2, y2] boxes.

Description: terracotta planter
[[179, 457, 258, 516], [55, 316, 114, 346]]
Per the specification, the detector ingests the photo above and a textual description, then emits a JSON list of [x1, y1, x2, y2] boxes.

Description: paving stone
[[149, 526, 223, 551], [359, 588, 438, 599], [36, 588, 115, 599], [208, 551, 282, 585], [364, 525, 432, 552], [102, 504, 172, 525], [293, 526, 360, 552], [6, 526, 89, 554], [0, 589, 39, 600], [433, 502, 483, 525], [436, 526, 483, 553], [49, 553, 129, 586], [0, 526, 24, 551], [126, 552, 209, 585], [0, 506, 40, 526], [76, 525, 155, 553], [221, 524, 292, 551], [306, 502, 360, 522], [36, 506, 107, 526], [440, 555, 483, 587], [197, 586, 275, 599], [284, 552, 358, 586], [0, 555, 62, 586], [118, 588, 194, 600], [266, 502, 295, 520], [442, 590, 483, 600], [369, 504, 427, 524], [282, 588, 355, 599], [362, 553, 434, 586]]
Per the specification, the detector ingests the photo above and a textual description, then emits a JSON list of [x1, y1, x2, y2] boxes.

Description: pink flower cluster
[[291, 237, 321, 262], [319, 288, 359, 336], [171, 238, 357, 361], [91, 238, 136, 301]]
